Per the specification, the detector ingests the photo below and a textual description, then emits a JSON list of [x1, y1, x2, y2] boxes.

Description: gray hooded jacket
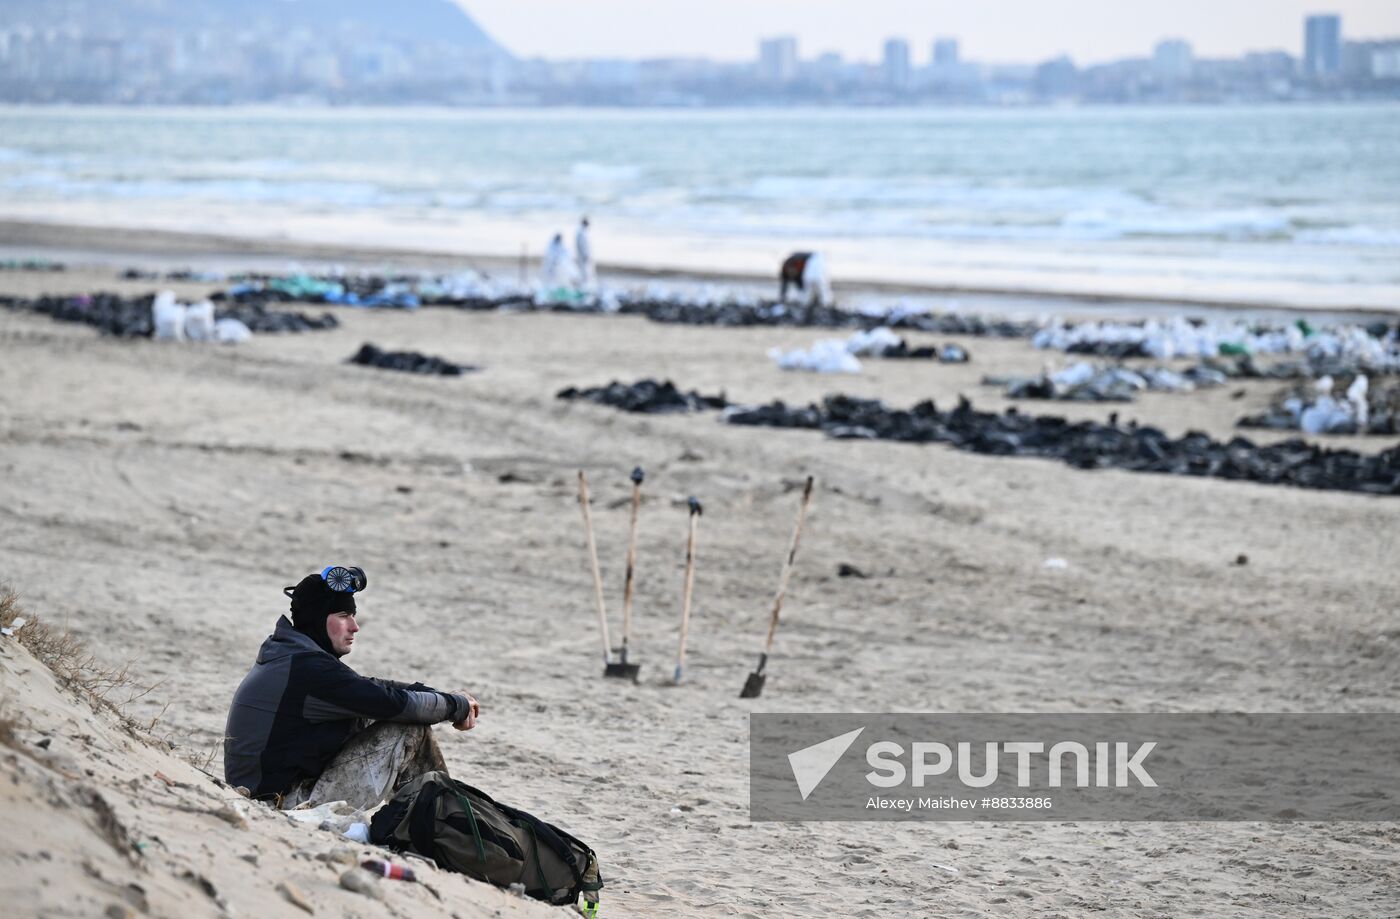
[[224, 616, 469, 798]]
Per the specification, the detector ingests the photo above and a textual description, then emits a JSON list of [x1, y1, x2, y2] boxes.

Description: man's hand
[[452, 692, 480, 732]]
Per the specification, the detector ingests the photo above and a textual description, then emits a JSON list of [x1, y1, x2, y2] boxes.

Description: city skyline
[[459, 0, 1400, 65], [3, 2, 1397, 106]]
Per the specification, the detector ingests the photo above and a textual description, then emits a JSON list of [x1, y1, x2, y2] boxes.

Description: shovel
[[577, 471, 616, 673], [673, 496, 702, 685], [605, 466, 645, 681], [740, 476, 814, 699]]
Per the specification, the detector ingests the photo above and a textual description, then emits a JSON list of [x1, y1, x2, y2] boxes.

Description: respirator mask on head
[[284, 565, 368, 657]]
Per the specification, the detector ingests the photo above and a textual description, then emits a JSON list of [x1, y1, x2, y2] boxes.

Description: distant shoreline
[[4, 101, 1400, 113], [1, 217, 1395, 322]]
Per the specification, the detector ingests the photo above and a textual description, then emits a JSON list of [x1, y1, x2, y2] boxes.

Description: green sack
[[369, 771, 603, 911]]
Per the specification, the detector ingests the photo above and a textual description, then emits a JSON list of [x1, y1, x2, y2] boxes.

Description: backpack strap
[[452, 792, 488, 864], [508, 809, 595, 903], [407, 780, 445, 861], [521, 820, 552, 897], [368, 793, 412, 847]]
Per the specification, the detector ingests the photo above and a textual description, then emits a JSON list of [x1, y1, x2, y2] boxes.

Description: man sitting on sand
[[224, 566, 478, 810]]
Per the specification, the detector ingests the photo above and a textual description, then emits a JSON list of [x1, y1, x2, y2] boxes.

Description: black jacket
[[224, 616, 469, 799]]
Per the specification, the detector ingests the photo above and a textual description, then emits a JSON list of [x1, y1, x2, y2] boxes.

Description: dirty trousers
[[283, 722, 448, 811]]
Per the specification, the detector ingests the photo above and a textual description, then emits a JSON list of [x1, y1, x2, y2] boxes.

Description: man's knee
[[357, 721, 431, 745]]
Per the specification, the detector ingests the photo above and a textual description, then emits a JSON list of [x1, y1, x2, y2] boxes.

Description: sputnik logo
[[788, 727, 865, 800]]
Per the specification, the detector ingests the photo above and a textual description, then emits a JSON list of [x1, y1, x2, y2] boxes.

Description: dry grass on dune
[[0, 698, 16, 752], [0, 585, 170, 736], [0, 582, 558, 919]]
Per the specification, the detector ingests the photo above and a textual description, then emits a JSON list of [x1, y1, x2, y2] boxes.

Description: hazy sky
[[458, 1, 1400, 65]]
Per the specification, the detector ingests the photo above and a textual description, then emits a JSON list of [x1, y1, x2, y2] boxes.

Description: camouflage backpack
[[369, 771, 603, 913]]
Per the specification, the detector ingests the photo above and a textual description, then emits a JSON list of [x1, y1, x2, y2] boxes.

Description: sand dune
[[0, 599, 559, 918]]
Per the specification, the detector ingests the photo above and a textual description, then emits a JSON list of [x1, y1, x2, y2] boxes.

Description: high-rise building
[[758, 36, 798, 84], [1152, 39, 1194, 82], [1343, 39, 1400, 80], [883, 38, 911, 89], [1243, 50, 1296, 81], [1375, 43, 1400, 79], [933, 38, 959, 67], [1304, 14, 1342, 76], [813, 52, 844, 77], [1034, 55, 1078, 98]]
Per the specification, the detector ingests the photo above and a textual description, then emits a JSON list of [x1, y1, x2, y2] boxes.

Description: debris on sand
[[770, 327, 972, 373], [721, 394, 1400, 495], [223, 274, 420, 309], [2, 258, 65, 272], [619, 296, 855, 329], [1239, 375, 1400, 436], [769, 338, 864, 374], [348, 344, 475, 376], [339, 868, 385, 900], [1034, 317, 1400, 371], [218, 271, 533, 311], [214, 302, 338, 334], [0, 292, 337, 338], [989, 361, 1227, 402], [879, 340, 969, 363], [559, 377, 1400, 494], [557, 379, 729, 414], [619, 290, 1034, 337], [1, 292, 158, 337]]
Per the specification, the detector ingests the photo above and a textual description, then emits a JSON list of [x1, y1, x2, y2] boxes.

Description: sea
[[1, 104, 1398, 310]]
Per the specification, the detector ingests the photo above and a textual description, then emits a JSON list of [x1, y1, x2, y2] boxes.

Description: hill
[[1, 0, 509, 57]]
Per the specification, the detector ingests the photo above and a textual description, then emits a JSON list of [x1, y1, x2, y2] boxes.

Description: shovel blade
[[739, 671, 766, 698], [604, 662, 641, 681]]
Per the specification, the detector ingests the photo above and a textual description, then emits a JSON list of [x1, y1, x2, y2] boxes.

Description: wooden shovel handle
[[675, 502, 701, 680], [763, 476, 814, 653], [578, 471, 613, 663], [621, 478, 642, 647]]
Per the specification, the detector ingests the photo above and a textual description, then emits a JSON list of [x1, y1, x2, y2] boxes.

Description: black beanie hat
[[288, 573, 357, 656]]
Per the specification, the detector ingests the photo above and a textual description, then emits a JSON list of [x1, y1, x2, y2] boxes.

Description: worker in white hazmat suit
[[541, 233, 572, 290], [778, 252, 833, 307], [575, 217, 596, 292]]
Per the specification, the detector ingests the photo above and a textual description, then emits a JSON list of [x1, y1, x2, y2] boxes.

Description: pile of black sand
[[618, 298, 1033, 337], [556, 379, 729, 413], [556, 378, 1400, 496], [348, 343, 475, 376], [724, 394, 1400, 495], [217, 303, 338, 333], [0, 292, 337, 337]]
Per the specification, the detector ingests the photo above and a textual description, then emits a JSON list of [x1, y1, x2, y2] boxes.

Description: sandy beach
[[3, 237, 1400, 918]]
